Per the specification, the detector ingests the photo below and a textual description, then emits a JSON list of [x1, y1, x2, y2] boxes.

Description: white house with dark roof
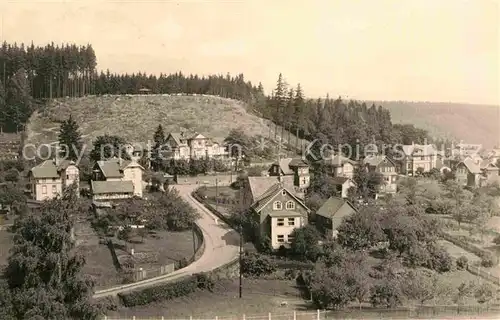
[[322, 154, 357, 179], [164, 131, 228, 160], [400, 143, 438, 175], [329, 177, 356, 198], [245, 181, 310, 249], [268, 158, 310, 190], [363, 155, 398, 195], [91, 158, 144, 200], [28, 159, 79, 201]]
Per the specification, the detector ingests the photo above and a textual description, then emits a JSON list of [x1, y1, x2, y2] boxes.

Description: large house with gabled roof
[[268, 158, 310, 190], [314, 197, 357, 238], [164, 131, 228, 160], [245, 180, 310, 249], [322, 154, 357, 179], [28, 159, 79, 201], [455, 157, 482, 188], [400, 143, 439, 175], [91, 158, 144, 200]]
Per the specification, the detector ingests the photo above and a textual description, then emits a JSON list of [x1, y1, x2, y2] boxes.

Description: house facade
[[91, 158, 144, 200], [28, 159, 79, 201], [322, 155, 356, 179], [164, 131, 229, 160], [400, 144, 438, 175], [480, 160, 499, 184], [268, 158, 310, 190], [455, 157, 482, 188], [247, 183, 310, 249], [315, 197, 357, 238], [363, 155, 398, 194], [330, 177, 356, 199]]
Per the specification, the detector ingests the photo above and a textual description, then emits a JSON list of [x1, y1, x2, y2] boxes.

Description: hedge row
[[440, 232, 490, 258], [118, 275, 199, 307]]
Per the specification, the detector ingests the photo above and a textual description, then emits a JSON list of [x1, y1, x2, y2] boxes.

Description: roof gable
[[96, 159, 124, 178], [247, 176, 297, 201], [458, 157, 481, 174], [316, 197, 357, 219], [252, 184, 309, 213]]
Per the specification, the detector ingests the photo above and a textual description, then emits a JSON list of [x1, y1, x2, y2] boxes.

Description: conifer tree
[[58, 115, 82, 162]]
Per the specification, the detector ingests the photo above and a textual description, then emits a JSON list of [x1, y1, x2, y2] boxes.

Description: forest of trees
[[0, 41, 439, 155]]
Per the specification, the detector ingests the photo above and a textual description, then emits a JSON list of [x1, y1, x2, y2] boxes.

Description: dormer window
[[273, 201, 282, 210], [282, 190, 286, 196], [286, 201, 295, 210]]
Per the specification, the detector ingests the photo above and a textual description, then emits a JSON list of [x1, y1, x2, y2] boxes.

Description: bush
[[480, 254, 495, 268], [426, 245, 453, 272], [241, 252, 276, 277], [118, 276, 199, 307], [456, 256, 469, 270], [196, 272, 215, 292], [370, 280, 403, 308]]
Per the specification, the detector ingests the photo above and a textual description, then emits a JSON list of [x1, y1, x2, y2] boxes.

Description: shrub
[[456, 256, 469, 270], [196, 272, 215, 292], [480, 254, 495, 268], [118, 276, 199, 307], [426, 244, 453, 272], [370, 280, 403, 308], [241, 252, 276, 277]]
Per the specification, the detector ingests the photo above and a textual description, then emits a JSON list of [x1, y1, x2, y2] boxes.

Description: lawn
[[201, 186, 238, 217], [107, 279, 310, 319], [76, 217, 196, 289]]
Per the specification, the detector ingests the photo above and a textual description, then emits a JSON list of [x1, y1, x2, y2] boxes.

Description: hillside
[[25, 95, 500, 154], [374, 101, 500, 148], [25, 94, 308, 154]]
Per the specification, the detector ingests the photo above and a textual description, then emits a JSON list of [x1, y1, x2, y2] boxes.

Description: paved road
[[93, 184, 240, 298]]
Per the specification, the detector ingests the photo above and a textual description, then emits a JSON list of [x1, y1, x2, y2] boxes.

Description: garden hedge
[[118, 275, 199, 307]]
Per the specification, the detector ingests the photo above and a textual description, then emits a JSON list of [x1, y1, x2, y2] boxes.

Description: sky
[[0, 0, 499, 105]]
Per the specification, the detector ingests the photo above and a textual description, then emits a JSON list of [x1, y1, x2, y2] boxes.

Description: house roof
[[459, 157, 482, 174], [363, 155, 395, 167], [330, 177, 354, 185], [323, 155, 356, 167], [247, 175, 296, 201], [401, 144, 436, 156], [30, 159, 77, 179], [480, 160, 499, 171], [96, 158, 144, 179], [251, 183, 309, 213], [316, 196, 357, 219], [268, 211, 303, 218], [91, 180, 134, 194]]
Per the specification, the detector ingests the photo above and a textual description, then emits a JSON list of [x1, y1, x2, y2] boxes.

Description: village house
[[484, 148, 500, 164], [28, 159, 80, 201], [314, 197, 357, 238], [455, 157, 482, 188], [322, 154, 357, 179], [164, 131, 229, 161], [268, 158, 310, 190], [245, 181, 310, 249], [90, 158, 144, 201], [480, 159, 500, 184], [400, 143, 438, 175], [330, 177, 356, 199], [363, 155, 398, 195]]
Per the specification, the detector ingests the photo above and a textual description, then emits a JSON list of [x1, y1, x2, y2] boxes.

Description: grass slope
[[25, 95, 279, 148], [374, 101, 500, 148]]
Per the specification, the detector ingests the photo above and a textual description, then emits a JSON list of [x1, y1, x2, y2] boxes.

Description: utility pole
[[215, 178, 218, 211], [239, 183, 243, 299]]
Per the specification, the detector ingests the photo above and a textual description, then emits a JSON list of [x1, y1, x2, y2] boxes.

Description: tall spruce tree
[[58, 115, 82, 162], [152, 124, 166, 171], [2, 193, 101, 319]]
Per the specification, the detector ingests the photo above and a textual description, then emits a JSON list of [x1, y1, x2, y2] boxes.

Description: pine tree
[[58, 115, 82, 162], [273, 73, 287, 139], [153, 124, 165, 147], [293, 83, 305, 150], [152, 124, 166, 171]]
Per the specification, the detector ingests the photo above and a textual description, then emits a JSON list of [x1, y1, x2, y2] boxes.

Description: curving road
[[93, 184, 240, 298]]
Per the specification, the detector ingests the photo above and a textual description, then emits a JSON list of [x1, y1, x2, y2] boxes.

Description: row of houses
[[238, 143, 500, 250], [28, 157, 145, 202]]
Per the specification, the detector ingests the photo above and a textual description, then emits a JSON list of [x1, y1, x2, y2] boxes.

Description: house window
[[277, 218, 285, 226], [52, 185, 57, 193], [52, 178, 56, 181], [273, 201, 283, 210], [288, 218, 295, 226], [42, 185, 47, 194], [420, 157, 424, 160], [384, 177, 390, 182], [287, 235, 294, 243], [66, 174, 69, 179], [286, 201, 295, 210], [282, 190, 286, 196], [407, 163, 412, 169], [277, 235, 285, 243]]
